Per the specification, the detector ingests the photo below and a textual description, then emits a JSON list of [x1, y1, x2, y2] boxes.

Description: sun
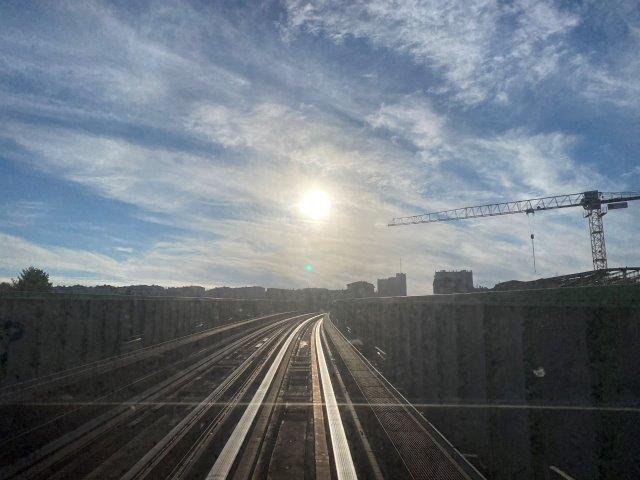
[[298, 190, 331, 220]]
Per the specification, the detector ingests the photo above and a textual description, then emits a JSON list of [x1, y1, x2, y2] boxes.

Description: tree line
[[1, 267, 274, 299]]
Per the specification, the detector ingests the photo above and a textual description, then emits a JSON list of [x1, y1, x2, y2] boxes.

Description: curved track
[[0, 313, 485, 480]]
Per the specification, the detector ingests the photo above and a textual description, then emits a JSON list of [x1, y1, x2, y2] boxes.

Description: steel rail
[[315, 319, 358, 480], [168, 331, 289, 480], [0, 318, 287, 454], [230, 316, 313, 480], [323, 317, 485, 480], [120, 318, 297, 480], [205, 315, 320, 480], [311, 319, 331, 480], [230, 319, 317, 480], [0, 314, 309, 480], [319, 322, 384, 480], [0, 311, 297, 402], [0, 313, 303, 452]]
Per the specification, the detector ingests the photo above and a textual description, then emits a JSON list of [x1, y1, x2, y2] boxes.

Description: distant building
[[433, 270, 474, 294], [346, 281, 375, 298], [377, 273, 407, 297]]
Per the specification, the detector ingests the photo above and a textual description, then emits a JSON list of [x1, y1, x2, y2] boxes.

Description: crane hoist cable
[[388, 190, 640, 271], [527, 212, 537, 273]]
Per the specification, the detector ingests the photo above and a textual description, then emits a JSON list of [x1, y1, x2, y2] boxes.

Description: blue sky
[[1, 0, 639, 294]]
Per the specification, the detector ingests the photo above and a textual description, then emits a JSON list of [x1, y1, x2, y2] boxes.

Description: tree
[[12, 267, 53, 293]]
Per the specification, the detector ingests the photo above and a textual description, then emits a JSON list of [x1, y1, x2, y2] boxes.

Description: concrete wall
[[0, 294, 298, 386], [331, 285, 640, 479], [332, 285, 640, 405]]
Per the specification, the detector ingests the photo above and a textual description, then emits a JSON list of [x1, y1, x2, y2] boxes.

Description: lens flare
[[298, 190, 331, 220]]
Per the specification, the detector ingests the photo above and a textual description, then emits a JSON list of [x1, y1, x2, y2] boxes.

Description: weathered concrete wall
[[331, 285, 640, 479], [0, 294, 298, 386], [332, 285, 640, 405]]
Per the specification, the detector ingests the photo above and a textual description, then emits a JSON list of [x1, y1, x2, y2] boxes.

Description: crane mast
[[389, 190, 640, 270]]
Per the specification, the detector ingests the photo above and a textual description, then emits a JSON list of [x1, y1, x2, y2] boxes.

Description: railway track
[[0, 313, 485, 479], [0, 311, 299, 457], [0, 313, 314, 479]]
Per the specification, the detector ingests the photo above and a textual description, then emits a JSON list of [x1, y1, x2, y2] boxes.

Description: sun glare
[[298, 190, 331, 220]]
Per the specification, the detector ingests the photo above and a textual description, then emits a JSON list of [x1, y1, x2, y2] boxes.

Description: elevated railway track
[[0, 312, 483, 479]]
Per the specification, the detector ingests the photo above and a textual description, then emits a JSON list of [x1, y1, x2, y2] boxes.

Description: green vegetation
[[11, 266, 53, 293]]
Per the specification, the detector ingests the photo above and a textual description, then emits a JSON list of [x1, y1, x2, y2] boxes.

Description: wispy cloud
[[0, 1, 638, 293], [0, 201, 50, 227], [283, 0, 580, 105]]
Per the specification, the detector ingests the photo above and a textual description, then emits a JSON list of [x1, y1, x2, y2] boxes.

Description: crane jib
[[388, 189, 640, 271]]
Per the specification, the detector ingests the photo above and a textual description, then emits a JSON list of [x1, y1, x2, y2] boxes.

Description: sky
[[1, 0, 639, 294]]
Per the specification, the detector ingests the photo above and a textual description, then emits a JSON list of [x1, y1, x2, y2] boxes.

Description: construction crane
[[388, 190, 640, 270]]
